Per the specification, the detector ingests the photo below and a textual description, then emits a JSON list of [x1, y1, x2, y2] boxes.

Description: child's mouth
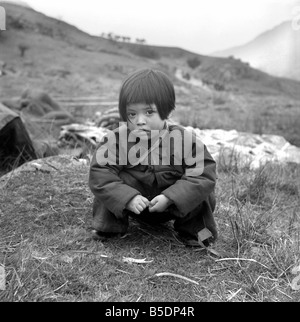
[[134, 128, 150, 133]]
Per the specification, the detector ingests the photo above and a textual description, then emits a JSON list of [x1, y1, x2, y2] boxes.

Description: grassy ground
[[0, 159, 299, 302]]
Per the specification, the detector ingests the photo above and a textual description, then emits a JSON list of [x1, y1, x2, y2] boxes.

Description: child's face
[[126, 103, 165, 133]]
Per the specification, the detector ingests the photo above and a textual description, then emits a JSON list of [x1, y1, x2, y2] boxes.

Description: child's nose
[[137, 114, 146, 125]]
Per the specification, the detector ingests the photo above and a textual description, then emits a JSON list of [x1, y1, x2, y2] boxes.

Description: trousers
[[91, 171, 218, 241]]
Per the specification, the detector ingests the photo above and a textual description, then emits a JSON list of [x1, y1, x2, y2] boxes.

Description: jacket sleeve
[[161, 131, 216, 216], [88, 131, 141, 218]]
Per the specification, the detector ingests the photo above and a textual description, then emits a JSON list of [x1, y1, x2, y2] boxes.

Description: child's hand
[[126, 195, 150, 215], [149, 195, 173, 213]]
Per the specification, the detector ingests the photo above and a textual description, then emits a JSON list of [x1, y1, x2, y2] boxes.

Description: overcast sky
[[3, 0, 300, 54]]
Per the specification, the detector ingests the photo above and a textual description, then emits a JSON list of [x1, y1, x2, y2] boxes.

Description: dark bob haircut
[[118, 68, 176, 121]]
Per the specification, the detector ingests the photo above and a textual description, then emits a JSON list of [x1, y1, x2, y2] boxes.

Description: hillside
[[0, 2, 300, 147], [1, 0, 31, 8], [212, 21, 300, 81], [1, 3, 300, 97]]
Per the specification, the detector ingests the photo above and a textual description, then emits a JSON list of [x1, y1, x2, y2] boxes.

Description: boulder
[[188, 127, 300, 169]]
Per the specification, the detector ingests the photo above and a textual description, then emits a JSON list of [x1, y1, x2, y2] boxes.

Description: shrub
[[187, 56, 201, 69], [7, 15, 24, 30], [131, 45, 160, 59], [212, 92, 227, 105], [182, 71, 190, 80]]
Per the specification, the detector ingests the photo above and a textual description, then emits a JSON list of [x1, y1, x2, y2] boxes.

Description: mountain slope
[[0, 2, 300, 147], [1, 2, 300, 99], [212, 21, 300, 81], [1, 0, 31, 8]]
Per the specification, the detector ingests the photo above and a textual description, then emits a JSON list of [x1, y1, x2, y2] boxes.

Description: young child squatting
[[89, 68, 217, 246]]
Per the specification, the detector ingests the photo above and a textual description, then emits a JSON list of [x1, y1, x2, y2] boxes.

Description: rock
[[0, 155, 89, 184], [58, 123, 109, 148], [19, 89, 62, 116], [188, 127, 300, 169]]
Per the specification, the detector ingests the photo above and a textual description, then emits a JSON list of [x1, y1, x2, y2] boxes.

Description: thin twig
[[215, 257, 269, 269], [44, 161, 60, 171], [66, 250, 109, 257], [116, 269, 132, 275], [227, 288, 242, 301], [276, 288, 293, 300], [136, 294, 143, 302], [154, 272, 199, 285]]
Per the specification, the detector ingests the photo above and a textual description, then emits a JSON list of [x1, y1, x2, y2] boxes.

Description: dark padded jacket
[[89, 123, 216, 219]]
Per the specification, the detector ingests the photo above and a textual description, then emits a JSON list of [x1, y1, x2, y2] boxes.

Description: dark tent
[[0, 103, 37, 171], [0, 90, 75, 173]]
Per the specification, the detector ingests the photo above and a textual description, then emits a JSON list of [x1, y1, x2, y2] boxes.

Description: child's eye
[[127, 113, 136, 118], [146, 110, 154, 115]]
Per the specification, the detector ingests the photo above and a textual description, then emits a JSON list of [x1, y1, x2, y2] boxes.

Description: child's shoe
[[176, 233, 206, 247], [176, 228, 213, 248]]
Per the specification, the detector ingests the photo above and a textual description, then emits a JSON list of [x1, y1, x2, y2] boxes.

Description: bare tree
[[136, 38, 146, 45], [107, 32, 114, 40]]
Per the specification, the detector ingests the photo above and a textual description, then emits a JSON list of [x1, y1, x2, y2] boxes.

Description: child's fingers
[[137, 204, 145, 212], [149, 197, 158, 207], [141, 197, 150, 206], [149, 205, 160, 212], [131, 205, 141, 214], [128, 203, 141, 214], [149, 201, 159, 212], [140, 199, 149, 208]]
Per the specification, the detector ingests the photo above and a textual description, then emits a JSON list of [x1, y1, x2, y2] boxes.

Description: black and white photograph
[[0, 0, 299, 304]]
